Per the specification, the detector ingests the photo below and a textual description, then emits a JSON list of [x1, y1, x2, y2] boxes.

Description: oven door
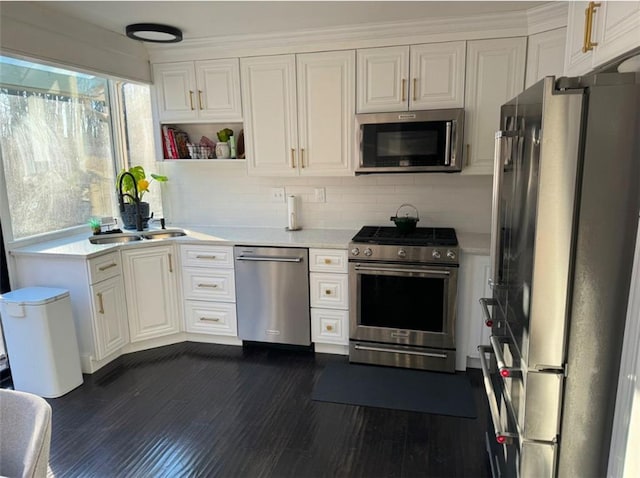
[[349, 261, 457, 350]]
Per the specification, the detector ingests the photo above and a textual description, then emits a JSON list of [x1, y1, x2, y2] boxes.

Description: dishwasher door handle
[[236, 255, 303, 263]]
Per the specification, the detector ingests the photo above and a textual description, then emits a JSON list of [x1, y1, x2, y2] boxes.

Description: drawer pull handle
[[168, 253, 173, 273], [198, 283, 218, 288], [401, 78, 406, 102], [97, 293, 104, 314], [200, 317, 220, 322], [412, 78, 417, 102], [189, 90, 195, 110], [198, 90, 204, 110], [98, 263, 117, 271], [326, 325, 334, 332], [324, 258, 332, 264], [195, 255, 217, 259]]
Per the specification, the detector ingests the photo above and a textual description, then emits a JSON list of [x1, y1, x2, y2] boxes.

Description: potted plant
[[116, 166, 168, 230]]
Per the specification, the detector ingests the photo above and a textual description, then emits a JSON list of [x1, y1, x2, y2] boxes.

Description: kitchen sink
[[140, 229, 187, 240], [89, 233, 143, 244]]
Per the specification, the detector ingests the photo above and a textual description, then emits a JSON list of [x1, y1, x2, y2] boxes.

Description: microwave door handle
[[444, 121, 452, 166]]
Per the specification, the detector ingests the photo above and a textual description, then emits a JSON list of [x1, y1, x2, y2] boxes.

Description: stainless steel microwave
[[355, 109, 464, 174]]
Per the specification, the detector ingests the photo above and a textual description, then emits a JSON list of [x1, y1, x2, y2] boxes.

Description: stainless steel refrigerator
[[479, 73, 640, 477]]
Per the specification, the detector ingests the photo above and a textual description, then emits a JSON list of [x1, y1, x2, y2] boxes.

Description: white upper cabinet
[[526, 28, 567, 88], [241, 50, 355, 176], [565, 1, 640, 76], [356, 41, 465, 113], [463, 37, 527, 175], [357, 46, 409, 113], [153, 59, 242, 122]]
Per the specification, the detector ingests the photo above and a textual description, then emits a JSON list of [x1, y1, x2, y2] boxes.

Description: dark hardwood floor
[[41, 342, 491, 478]]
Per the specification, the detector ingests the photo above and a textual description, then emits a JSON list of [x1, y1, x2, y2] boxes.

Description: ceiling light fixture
[[125, 23, 183, 43]]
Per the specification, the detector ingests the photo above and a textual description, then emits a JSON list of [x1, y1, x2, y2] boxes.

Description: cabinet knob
[[325, 289, 332, 295], [326, 325, 334, 332], [324, 258, 332, 264]]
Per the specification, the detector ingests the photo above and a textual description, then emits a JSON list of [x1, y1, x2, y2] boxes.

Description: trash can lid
[[0, 287, 70, 305]]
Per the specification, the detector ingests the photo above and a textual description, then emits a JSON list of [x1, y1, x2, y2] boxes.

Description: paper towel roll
[[287, 195, 301, 230]]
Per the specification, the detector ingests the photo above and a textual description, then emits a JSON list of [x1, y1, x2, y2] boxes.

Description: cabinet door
[[91, 275, 129, 361], [122, 245, 181, 342], [195, 58, 243, 121], [311, 308, 349, 345], [410, 41, 466, 110], [564, 1, 595, 76], [152, 62, 198, 122], [356, 46, 409, 113], [310, 272, 349, 310], [297, 50, 355, 176], [463, 38, 526, 175], [526, 28, 567, 89], [241, 55, 298, 176], [593, 1, 640, 67]]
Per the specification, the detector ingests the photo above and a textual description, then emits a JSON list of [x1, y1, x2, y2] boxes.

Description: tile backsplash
[[158, 161, 493, 233]]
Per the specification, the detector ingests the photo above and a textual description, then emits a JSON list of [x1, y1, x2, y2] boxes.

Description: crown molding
[[148, 8, 539, 63], [527, 1, 569, 35]]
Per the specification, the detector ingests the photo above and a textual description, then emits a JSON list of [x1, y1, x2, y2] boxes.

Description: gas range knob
[[364, 248, 373, 257], [351, 247, 360, 256], [432, 249, 442, 259], [397, 248, 407, 258], [447, 250, 456, 260]]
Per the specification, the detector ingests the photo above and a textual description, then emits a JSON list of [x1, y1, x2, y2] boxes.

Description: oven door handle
[[478, 345, 518, 445], [354, 265, 450, 276], [354, 344, 448, 359]]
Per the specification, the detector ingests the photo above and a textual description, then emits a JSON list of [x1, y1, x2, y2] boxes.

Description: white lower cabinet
[[455, 252, 491, 370], [90, 274, 129, 360], [122, 245, 181, 343], [309, 248, 349, 347], [311, 308, 349, 345], [11, 250, 130, 373], [184, 300, 237, 336], [180, 244, 237, 337]]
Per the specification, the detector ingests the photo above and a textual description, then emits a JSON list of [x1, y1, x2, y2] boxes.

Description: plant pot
[[121, 202, 150, 230]]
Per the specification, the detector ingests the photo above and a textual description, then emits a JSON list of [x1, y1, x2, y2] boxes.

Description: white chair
[[0, 389, 52, 478]]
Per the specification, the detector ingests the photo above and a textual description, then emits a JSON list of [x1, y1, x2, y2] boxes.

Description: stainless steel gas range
[[348, 226, 459, 373]]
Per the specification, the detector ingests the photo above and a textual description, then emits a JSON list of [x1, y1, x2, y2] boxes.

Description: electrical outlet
[[314, 187, 326, 203], [270, 187, 286, 202]]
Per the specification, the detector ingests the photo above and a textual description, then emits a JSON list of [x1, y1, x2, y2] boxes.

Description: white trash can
[[0, 287, 83, 398]]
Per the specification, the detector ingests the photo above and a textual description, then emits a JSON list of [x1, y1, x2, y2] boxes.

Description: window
[[118, 82, 162, 218], [0, 56, 157, 240]]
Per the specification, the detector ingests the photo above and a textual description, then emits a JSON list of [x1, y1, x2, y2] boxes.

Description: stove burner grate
[[352, 226, 458, 247]]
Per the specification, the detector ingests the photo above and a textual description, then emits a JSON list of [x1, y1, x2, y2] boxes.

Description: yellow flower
[[138, 179, 150, 193]]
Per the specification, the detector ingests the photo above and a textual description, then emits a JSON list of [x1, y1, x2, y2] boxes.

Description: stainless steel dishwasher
[[234, 246, 311, 346]]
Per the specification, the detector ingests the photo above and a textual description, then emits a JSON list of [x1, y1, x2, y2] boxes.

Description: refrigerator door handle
[[479, 297, 498, 327], [489, 130, 518, 289], [490, 335, 519, 378], [478, 345, 518, 445]]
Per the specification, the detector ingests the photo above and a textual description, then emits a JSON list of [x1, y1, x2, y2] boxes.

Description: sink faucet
[[118, 171, 143, 231]]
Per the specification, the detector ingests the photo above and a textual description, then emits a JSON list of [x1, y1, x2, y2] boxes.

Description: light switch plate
[[314, 188, 326, 203]]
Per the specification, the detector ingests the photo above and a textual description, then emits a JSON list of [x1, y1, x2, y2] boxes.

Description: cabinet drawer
[[88, 251, 122, 284], [184, 300, 237, 336], [310, 272, 349, 309], [182, 268, 235, 302], [181, 245, 234, 268], [311, 308, 349, 345], [309, 248, 348, 273]]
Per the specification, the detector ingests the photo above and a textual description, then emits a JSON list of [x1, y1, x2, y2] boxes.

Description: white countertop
[[9, 226, 491, 258]]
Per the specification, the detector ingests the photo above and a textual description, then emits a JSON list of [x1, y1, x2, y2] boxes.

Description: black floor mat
[[312, 362, 477, 418]]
